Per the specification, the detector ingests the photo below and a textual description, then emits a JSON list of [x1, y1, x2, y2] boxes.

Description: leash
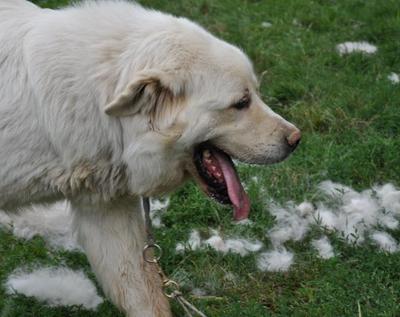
[[142, 197, 208, 317]]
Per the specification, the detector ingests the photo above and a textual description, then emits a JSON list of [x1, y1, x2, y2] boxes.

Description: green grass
[[1, 0, 400, 316]]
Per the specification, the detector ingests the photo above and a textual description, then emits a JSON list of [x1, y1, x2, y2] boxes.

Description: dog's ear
[[104, 70, 184, 117]]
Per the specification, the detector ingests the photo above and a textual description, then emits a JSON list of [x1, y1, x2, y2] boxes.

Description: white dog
[[0, 1, 301, 316]]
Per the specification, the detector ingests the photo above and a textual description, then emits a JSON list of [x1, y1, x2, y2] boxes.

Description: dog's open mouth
[[193, 142, 250, 221]]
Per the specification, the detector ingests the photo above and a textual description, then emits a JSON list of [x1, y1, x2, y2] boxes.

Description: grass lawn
[[1, 0, 400, 316]]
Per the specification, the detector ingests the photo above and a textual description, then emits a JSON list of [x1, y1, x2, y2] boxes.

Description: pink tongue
[[212, 150, 251, 221]]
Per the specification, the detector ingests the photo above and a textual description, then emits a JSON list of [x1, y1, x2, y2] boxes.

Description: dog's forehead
[[191, 42, 258, 95], [166, 18, 258, 89], [211, 41, 256, 83]]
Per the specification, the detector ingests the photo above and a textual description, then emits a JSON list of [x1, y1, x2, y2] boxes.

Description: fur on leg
[[71, 197, 171, 317]]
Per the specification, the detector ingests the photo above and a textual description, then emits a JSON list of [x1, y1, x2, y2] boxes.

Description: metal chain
[[142, 197, 208, 317]]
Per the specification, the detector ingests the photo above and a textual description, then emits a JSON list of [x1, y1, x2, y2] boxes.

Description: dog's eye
[[232, 95, 251, 110]]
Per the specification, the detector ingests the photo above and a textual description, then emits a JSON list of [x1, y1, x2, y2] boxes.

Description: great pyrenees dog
[[0, 0, 301, 316]]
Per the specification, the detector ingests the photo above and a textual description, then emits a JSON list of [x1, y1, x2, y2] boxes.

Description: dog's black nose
[[286, 130, 301, 151]]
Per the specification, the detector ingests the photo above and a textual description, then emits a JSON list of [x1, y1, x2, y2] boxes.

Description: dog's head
[[104, 18, 300, 220]]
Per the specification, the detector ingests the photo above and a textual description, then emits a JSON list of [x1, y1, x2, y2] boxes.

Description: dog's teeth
[[211, 165, 217, 172], [203, 150, 211, 158]]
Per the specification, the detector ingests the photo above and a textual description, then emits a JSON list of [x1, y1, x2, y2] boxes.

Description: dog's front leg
[[71, 197, 171, 317]]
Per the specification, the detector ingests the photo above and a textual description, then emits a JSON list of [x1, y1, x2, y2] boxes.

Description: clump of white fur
[[388, 72, 399, 84], [268, 201, 312, 246], [0, 201, 80, 251], [205, 234, 263, 256], [370, 231, 398, 253], [234, 218, 254, 226], [150, 197, 170, 228], [175, 229, 263, 256], [0, 211, 12, 230], [261, 21, 272, 28], [175, 229, 202, 253], [256, 248, 294, 272], [336, 41, 377, 55], [311, 236, 334, 259], [6, 267, 103, 309], [191, 288, 208, 297]]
